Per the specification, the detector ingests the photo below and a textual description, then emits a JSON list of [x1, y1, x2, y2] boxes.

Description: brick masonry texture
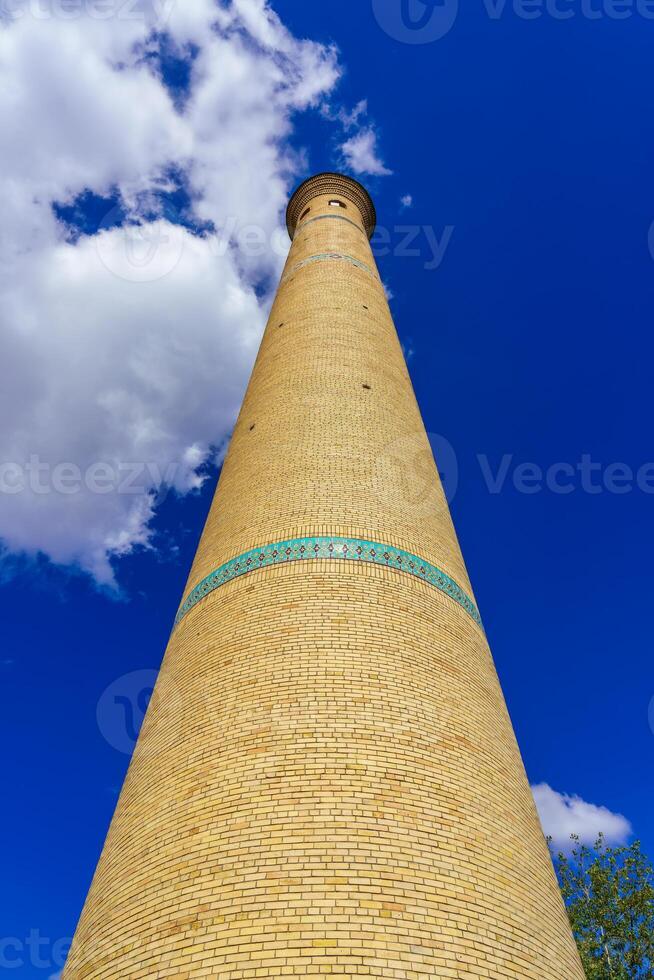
[[63, 175, 585, 978], [174, 536, 482, 629]]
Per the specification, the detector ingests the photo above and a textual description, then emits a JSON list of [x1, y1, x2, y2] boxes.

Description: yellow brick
[[63, 174, 584, 980]]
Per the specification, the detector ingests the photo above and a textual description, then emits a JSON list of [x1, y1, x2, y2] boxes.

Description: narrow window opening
[[362, 384, 371, 391], [329, 199, 347, 209], [362, 305, 369, 310], [300, 207, 311, 220], [249, 424, 256, 431]]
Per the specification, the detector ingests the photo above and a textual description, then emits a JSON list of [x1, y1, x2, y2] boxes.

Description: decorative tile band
[[175, 536, 482, 630], [298, 213, 367, 237], [280, 252, 379, 285]]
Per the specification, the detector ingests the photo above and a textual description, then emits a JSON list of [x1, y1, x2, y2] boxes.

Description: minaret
[[64, 174, 584, 979]]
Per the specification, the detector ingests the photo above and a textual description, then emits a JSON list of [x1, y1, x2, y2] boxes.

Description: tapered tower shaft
[[64, 174, 584, 979]]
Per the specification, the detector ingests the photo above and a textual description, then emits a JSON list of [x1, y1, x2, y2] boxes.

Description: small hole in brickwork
[[278, 322, 284, 328], [362, 305, 369, 310], [362, 384, 372, 391], [249, 424, 256, 431]]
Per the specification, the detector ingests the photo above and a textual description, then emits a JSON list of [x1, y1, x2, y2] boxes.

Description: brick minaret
[[64, 174, 584, 978]]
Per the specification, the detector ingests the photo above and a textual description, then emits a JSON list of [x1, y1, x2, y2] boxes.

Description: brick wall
[[64, 176, 584, 979]]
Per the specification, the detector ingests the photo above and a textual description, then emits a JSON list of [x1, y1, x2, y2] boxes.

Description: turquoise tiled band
[[298, 213, 367, 236], [175, 536, 482, 630], [281, 252, 379, 284]]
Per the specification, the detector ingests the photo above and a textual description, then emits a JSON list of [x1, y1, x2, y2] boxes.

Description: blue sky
[[1, 0, 653, 974]]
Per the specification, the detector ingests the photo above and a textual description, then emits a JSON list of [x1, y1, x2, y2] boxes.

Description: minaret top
[[286, 172, 377, 240]]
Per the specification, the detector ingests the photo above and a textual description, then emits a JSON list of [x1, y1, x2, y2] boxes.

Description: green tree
[[552, 835, 654, 979]]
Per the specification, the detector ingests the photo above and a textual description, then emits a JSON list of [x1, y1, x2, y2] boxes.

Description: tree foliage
[[552, 835, 654, 979]]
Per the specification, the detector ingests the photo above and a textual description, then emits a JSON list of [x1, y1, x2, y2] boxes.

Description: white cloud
[[323, 97, 368, 131], [532, 784, 632, 851], [325, 98, 392, 179], [1, 227, 263, 583], [400, 194, 413, 209], [0, 14, 188, 262], [401, 340, 415, 362], [0, 0, 348, 584], [341, 127, 392, 177]]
